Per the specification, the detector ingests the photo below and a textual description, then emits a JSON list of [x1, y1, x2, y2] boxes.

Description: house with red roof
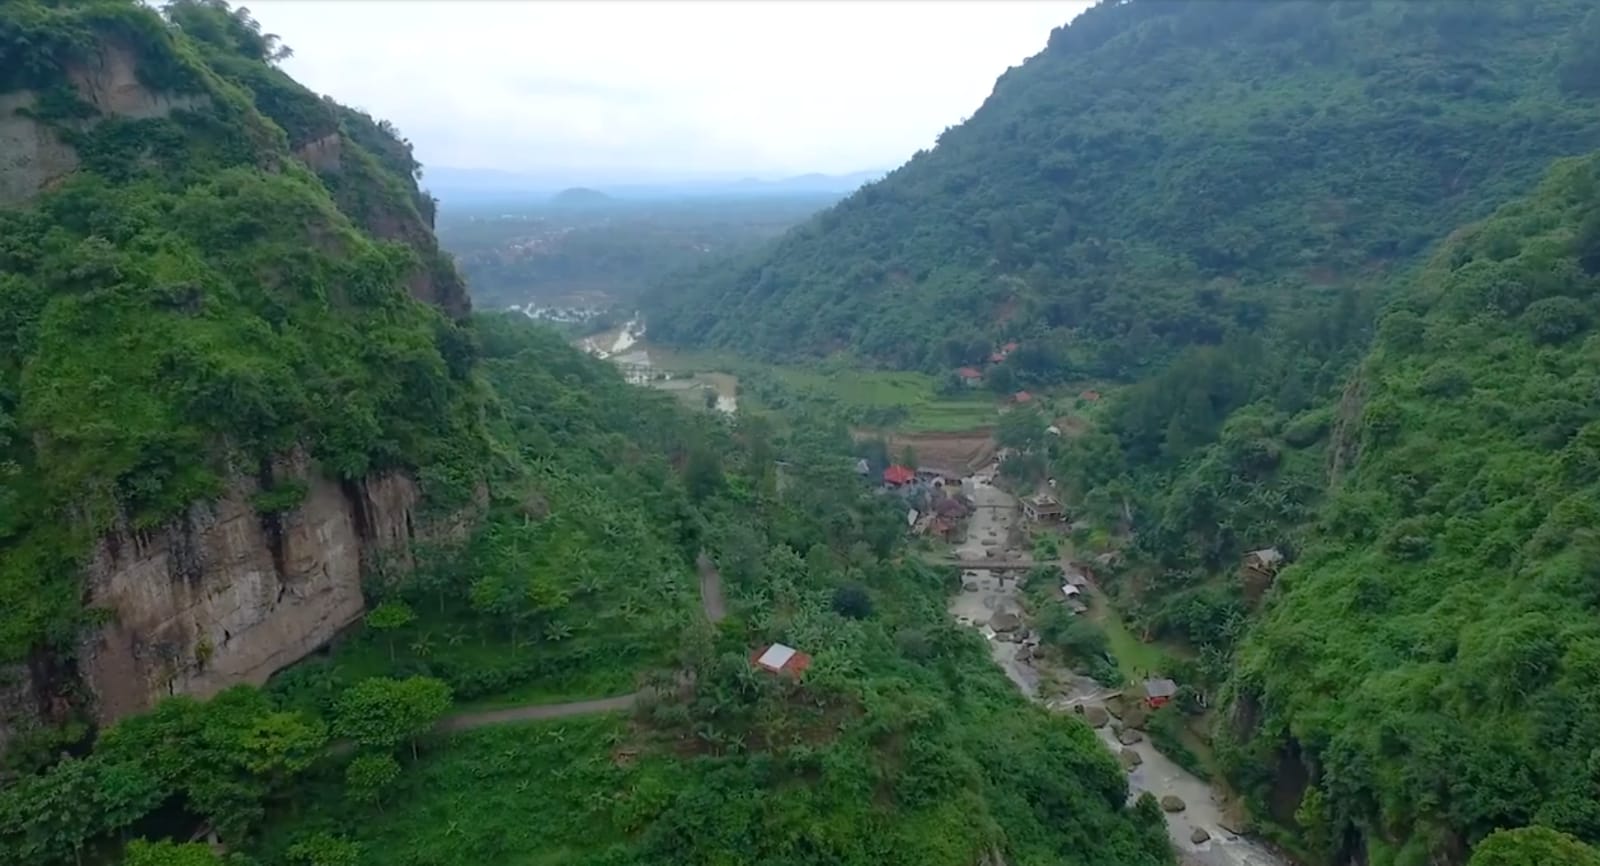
[[989, 352, 1006, 364], [883, 464, 917, 486], [1002, 341, 1019, 353], [1079, 389, 1101, 402], [956, 366, 983, 384], [1013, 391, 1033, 404]]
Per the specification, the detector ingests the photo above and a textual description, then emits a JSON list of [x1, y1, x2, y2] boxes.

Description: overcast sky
[[245, 0, 1089, 184]]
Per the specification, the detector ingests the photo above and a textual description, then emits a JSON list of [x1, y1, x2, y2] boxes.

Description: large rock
[[1084, 705, 1110, 728], [1117, 727, 1144, 745], [989, 612, 1022, 633], [1104, 694, 1126, 718], [1119, 747, 1142, 769], [1190, 827, 1211, 844], [1160, 794, 1187, 813], [1122, 704, 1149, 730]]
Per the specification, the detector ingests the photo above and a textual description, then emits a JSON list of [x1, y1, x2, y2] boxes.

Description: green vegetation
[[1215, 154, 1600, 865], [647, 0, 1600, 386], [645, 2, 1600, 863], [0, 0, 482, 661], [0, 7, 1175, 865]]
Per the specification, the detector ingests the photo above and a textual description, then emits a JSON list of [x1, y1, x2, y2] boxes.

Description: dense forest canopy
[[645, 0, 1600, 382], [1210, 153, 1600, 866]]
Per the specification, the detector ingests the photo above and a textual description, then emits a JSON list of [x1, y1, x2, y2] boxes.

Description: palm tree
[[409, 632, 435, 658]]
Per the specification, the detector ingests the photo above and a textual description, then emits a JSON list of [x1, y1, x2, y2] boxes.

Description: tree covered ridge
[[0, 0, 483, 661], [1192, 152, 1600, 865], [645, 0, 1600, 379]]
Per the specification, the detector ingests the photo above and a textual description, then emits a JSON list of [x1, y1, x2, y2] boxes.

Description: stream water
[[946, 474, 1292, 866]]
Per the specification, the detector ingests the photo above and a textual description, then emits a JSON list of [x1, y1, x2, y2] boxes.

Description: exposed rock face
[[0, 92, 82, 207], [1, 42, 208, 208], [294, 132, 343, 174], [65, 42, 208, 119], [76, 454, 426, 724]]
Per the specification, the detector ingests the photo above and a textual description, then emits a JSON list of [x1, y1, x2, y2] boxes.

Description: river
[[946, 473, 1292, 866]]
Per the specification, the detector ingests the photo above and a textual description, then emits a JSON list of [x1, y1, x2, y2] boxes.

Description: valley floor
[[940, 470, 1293, 866]]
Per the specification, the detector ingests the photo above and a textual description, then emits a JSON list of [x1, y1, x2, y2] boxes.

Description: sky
[[245, 0, 1090, 185]]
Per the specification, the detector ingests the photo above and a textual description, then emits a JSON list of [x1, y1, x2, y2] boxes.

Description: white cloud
[[244, 0, 1089, 182]]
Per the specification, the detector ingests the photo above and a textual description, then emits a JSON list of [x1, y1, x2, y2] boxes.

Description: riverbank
[[944, 470, 1293, 866]]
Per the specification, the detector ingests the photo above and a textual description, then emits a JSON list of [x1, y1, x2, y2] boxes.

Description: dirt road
[[947, 473, 1294, 866], [436, 552, 728, 731]]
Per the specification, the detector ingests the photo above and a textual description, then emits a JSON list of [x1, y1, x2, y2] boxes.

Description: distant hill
[[426, 167, 884, 206], [643, 0, 1600, 375], [548, 186, 614, 209]]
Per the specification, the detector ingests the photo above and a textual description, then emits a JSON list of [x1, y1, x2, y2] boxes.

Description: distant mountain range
[[425, 167, 885, 205]]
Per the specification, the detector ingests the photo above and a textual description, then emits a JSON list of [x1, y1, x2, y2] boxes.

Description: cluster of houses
[[854, 459, 976, 542], [954, 340, 1021, 387]]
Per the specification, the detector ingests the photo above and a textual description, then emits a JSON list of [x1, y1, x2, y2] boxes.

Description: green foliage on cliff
[[1213, 155, 1600, 864], [646, 0, 1600, 380], [0, 0, 482, 661]]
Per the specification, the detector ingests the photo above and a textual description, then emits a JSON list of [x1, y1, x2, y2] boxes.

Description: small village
[[844, 437, 1291, 862]]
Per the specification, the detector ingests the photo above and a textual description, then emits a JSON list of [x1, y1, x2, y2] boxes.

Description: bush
[[1523, 295, 1590, 344]]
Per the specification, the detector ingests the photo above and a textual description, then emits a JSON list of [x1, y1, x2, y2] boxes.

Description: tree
[[1523, 296, 1591, 344], [332, 676, 453, 759], [898, 445, 918, 469], [121, 839, 222, 866], [344, 752, 401, 809], [1468, 827, 1600, 866], [365, 600, 416, 661], [239, 710, 327, 786], [831, 582, 874, 619]]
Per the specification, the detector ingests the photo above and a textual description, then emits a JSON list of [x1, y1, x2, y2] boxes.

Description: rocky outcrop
[[0, 42, 208, 208], [294, 132, 343, 174], [74, 453, 440, 724], [65, 42, 208, 120], [0, 92, 82, 207]]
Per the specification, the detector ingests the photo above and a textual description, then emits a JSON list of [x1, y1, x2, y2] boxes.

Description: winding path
[[435, 552, 726, 730]]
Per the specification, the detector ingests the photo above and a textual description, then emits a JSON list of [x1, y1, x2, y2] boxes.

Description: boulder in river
[[1118, 747, 1142, 769], [1160, 794, 1187, 813], [1190, 827, 1210, 844], [1117, 727, 1144, 745], [1083, 705, 1110, 728], [989, 612, 1022, 633], [1103, 695, 1125, 718], [1121, 705, 1149, 730], [963, 581, 978, 591], [1217, 811, 1249, 835]]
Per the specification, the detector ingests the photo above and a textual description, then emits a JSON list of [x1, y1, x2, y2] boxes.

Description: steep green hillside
[[0, 4, 1176, 865], [1216, 153, 1600, 866], [646, 0, 1600, 378], [0, 316, 1173, 866], [0, 0, 482, 660]]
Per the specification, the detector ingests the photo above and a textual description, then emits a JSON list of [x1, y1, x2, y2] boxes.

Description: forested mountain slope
[[0, 0, 485, 730], [1217, 153, 1600, 866], [646, 0, 1600, 377]]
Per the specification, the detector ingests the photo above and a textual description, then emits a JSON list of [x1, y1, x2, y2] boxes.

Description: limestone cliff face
[[77, 464, 393, 722]]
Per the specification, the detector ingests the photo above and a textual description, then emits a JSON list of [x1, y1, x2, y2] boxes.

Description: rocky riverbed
[[946, 472, 1294, 866]]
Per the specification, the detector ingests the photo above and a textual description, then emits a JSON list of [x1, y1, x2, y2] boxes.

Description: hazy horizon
[[246, 0, 1090, 185]]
